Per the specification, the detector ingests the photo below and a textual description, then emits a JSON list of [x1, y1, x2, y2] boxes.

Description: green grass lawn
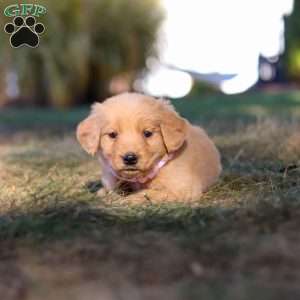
[[1, 90, 300, 300]]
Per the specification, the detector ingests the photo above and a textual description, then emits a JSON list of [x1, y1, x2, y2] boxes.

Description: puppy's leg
[[97, 187, 108, 197], [119, 188, 179, 205]]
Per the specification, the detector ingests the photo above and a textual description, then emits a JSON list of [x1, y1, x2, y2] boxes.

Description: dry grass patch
[[1, 92, 300, 299]]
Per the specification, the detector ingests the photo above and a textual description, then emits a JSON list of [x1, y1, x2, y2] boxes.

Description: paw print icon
[[4, 16, 45, 48]]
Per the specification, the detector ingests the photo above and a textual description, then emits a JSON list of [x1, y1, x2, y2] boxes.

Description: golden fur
[[77, 93, 221, 203]]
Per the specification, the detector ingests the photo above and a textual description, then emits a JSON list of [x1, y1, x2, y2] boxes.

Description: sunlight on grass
[[1, 91, 300, 299]]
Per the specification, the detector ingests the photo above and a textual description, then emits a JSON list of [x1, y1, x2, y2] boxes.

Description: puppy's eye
[[108, 132, 118, 139], [143, 130, 153, 138]]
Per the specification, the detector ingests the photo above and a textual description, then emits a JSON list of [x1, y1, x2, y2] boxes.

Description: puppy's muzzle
[[122, 152, 138, 166]]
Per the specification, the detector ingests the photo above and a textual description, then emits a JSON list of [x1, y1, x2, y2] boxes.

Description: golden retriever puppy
[[77, 93, 221, 203]]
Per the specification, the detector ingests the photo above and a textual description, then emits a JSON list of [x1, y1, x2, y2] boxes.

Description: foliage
[[0, 0, 163, 107], [283, 0, 300, 81]]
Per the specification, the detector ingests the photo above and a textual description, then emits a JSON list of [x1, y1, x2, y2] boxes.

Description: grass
[[1, 90, 300, 299]]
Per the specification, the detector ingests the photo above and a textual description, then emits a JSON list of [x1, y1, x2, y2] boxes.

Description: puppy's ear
[[160, 106, 187, 153], [76, 104, 104, 156]]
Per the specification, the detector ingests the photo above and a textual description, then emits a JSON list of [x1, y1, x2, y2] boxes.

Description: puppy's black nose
[[123, 152, 138, 165]]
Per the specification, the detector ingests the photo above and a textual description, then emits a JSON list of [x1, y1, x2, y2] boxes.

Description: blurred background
[[0, 0, 299, 108], [2, 2, 300, 298]]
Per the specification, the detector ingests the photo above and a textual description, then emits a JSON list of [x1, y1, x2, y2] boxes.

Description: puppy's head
[[77, 93, 187, 180]]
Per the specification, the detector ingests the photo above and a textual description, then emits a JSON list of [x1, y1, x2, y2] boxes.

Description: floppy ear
[[76, 113, 103, 156], [160, 108, 187, 153]]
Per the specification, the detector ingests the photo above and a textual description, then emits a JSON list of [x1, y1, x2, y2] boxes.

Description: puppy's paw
[[119, 190, 173, 205], [118, 192, 152, 206], [97, 187, 108, 197]]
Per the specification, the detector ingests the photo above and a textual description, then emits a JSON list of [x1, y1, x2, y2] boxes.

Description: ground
[[1, 90, 300, 300]]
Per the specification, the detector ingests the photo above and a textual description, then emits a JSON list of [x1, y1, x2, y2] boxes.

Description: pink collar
[[105, 153, 175, 184]]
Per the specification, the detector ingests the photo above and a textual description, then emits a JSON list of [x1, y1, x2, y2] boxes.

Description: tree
[[284, 0, 300, 82], [0, 0, 163, 107]]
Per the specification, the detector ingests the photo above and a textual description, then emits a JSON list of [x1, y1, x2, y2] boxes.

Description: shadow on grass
[[1, 182, 300, 299], [0, 191, 298, 244], [1, 91, 300, 299]]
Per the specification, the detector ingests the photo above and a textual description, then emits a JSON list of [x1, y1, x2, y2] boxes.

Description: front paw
[[97, 187, 108, 197], [118, 192, 152, 205], [118, 190, 171, 205]]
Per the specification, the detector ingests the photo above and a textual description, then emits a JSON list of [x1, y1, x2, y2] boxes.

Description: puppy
[[77, 93, 221, 203]]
